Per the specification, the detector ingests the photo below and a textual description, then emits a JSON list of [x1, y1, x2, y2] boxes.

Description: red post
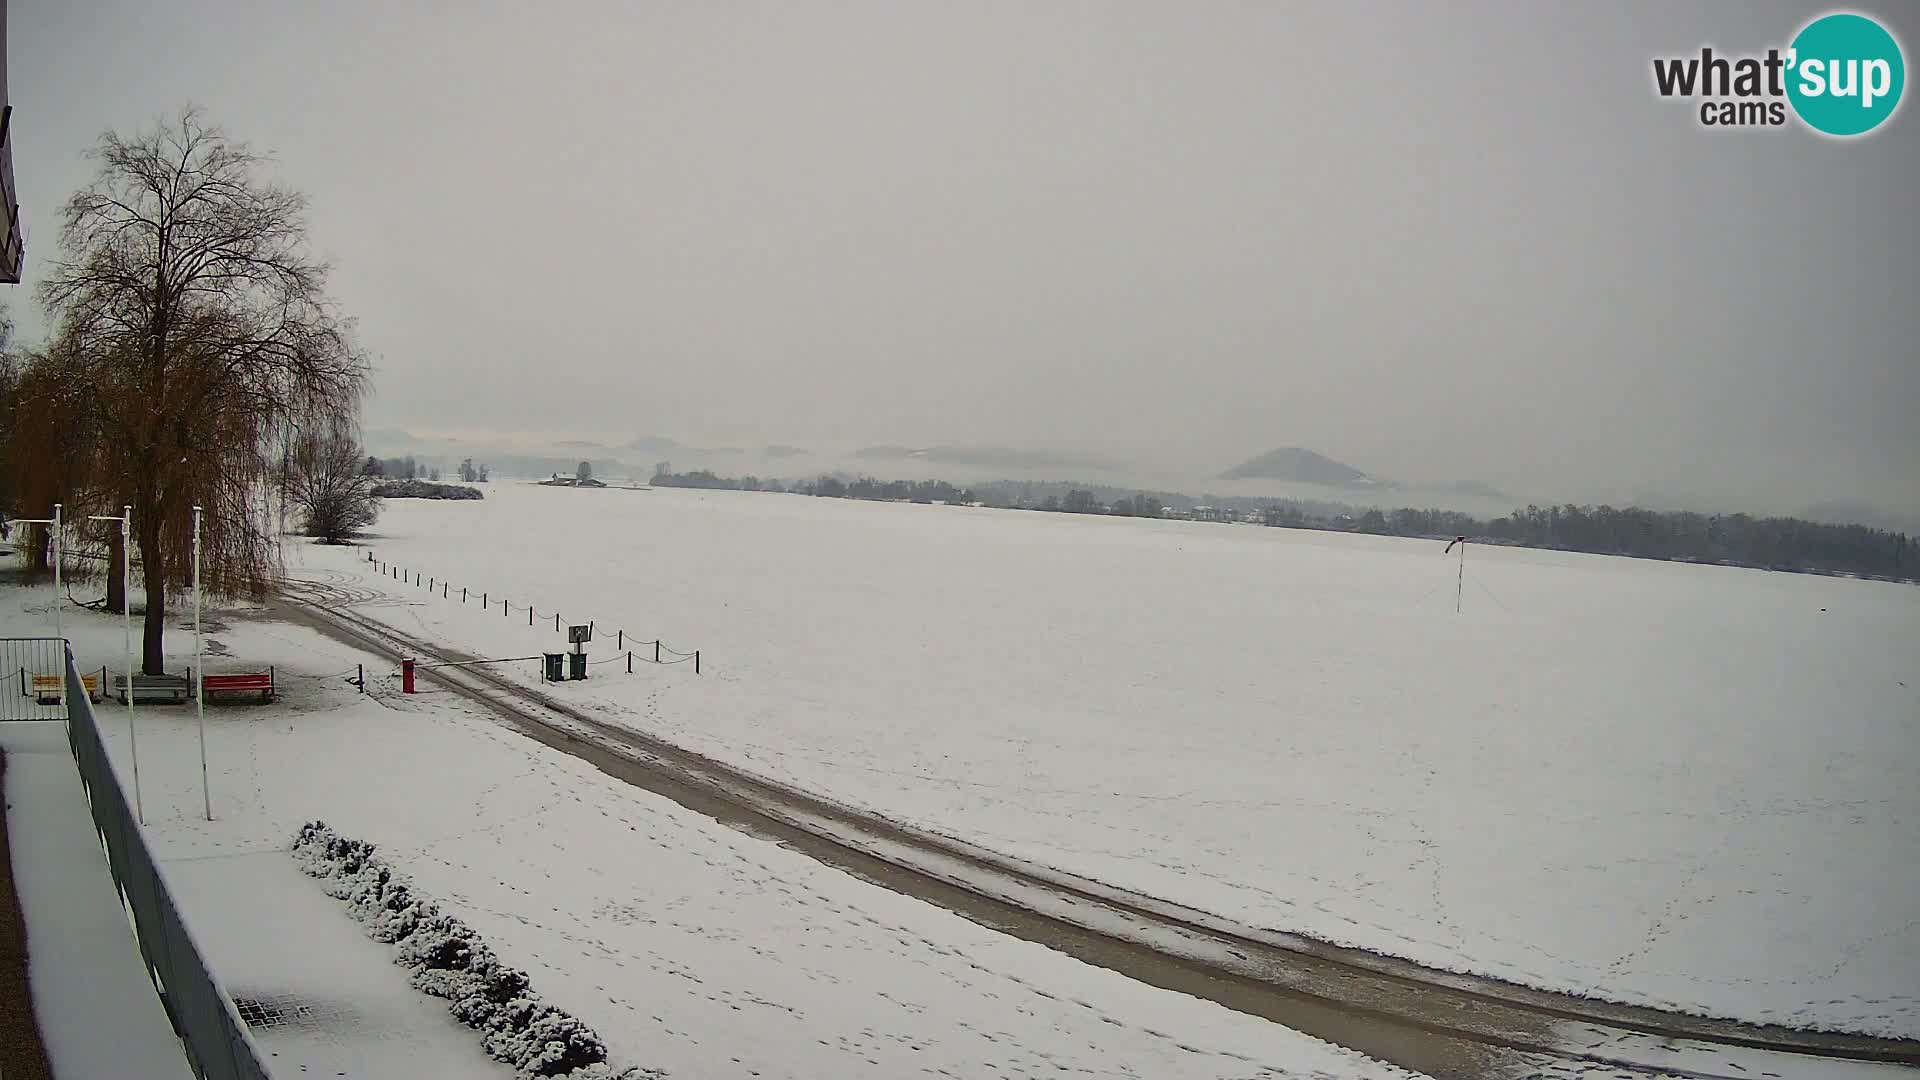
[[402, 657, 416, 694]]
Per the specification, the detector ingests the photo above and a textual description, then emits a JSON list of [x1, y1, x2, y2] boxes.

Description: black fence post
[[616, 629, 623, 650], [529, 606, 534, 626], [358, 663, 365, 693], [462, 587, 467, 603], [627, 651, 632, 674], [555, 613, 560, 632], [654, 640, 661, 663], [443, 582, 448, 598], [695, 650, 701, 675]]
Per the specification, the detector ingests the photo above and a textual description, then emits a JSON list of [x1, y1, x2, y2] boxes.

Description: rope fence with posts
[[360, 550, 703, 695]]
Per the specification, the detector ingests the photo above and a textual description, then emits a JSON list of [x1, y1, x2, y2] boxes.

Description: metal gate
[[2, 636, 72, 720]]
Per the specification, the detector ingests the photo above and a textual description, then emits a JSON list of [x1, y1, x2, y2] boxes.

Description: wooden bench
[[114, 674, 192, 705], [200, 670, 276, 703], [30, 673, 101, 704]]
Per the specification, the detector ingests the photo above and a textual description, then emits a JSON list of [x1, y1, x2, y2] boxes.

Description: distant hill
[[363, 427, 419, 452], [623, 435, 680, 455], [852, 444, 1110, 471], [1450, 480, 1509, 500], [1221, 447, 1376, 487]]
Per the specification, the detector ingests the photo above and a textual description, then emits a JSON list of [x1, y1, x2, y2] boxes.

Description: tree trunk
[[105, 530, 127, 614], [137, 515, 166, 675], [25, 524, 49, 575]]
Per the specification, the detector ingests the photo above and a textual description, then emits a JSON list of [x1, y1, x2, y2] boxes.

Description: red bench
[[200, 670, 276, 702]]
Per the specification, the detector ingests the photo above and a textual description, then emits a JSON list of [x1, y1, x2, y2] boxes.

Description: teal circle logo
[[1787, 13, 1905, 136]]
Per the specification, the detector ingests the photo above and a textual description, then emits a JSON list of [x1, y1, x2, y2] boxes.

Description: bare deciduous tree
[[284, 422, 380, 543], [37, 107, 368, 673]]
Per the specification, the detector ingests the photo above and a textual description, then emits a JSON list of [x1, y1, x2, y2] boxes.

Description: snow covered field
[[1, 584, 1412, 1079], [300, 482, 1918, 1038]]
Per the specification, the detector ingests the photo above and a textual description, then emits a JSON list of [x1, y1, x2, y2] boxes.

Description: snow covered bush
[[291, 822, 663, 1079]]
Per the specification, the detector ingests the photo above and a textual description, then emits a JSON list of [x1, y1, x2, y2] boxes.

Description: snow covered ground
[[296, 482, 1917, 1038], [1, 582, 1415, 1079]]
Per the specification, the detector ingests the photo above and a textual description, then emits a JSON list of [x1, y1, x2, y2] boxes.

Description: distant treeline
[[653, 469, 978, 504], [369, 479, 484, 501], [1338, 505, 1913, 579], [364, 455, 494, 483], [648, 470, 1915, 582]]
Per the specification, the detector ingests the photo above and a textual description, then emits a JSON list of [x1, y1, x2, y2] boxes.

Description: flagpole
[[86, 508, 142, 821], [194, 506, 210, 820], [51, 503, 62, 642], [1457, 539, 1465, 614]]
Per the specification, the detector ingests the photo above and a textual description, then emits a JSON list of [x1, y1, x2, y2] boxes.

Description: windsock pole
[[1445, 535, 1468, 613]]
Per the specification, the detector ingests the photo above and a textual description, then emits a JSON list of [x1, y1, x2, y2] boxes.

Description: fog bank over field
[[362, 428, 1919, 531], [13, 3, 1917, 524]]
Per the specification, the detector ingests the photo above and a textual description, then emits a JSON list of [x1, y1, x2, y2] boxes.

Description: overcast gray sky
[[8, 1, 1917, 513]]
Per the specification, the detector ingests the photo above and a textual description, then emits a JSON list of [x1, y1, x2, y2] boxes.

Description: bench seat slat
[[201, 672, 275, 699]]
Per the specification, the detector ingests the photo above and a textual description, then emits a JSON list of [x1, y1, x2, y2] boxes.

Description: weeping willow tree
[[3, 332, 116, 589], [35, 107, 368, 674]]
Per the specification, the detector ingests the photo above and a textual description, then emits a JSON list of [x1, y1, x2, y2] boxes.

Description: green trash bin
[[542, 653, 564, 682]]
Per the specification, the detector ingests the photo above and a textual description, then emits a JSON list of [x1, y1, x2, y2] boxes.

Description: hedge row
[[291, 822, 663, 1079]]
